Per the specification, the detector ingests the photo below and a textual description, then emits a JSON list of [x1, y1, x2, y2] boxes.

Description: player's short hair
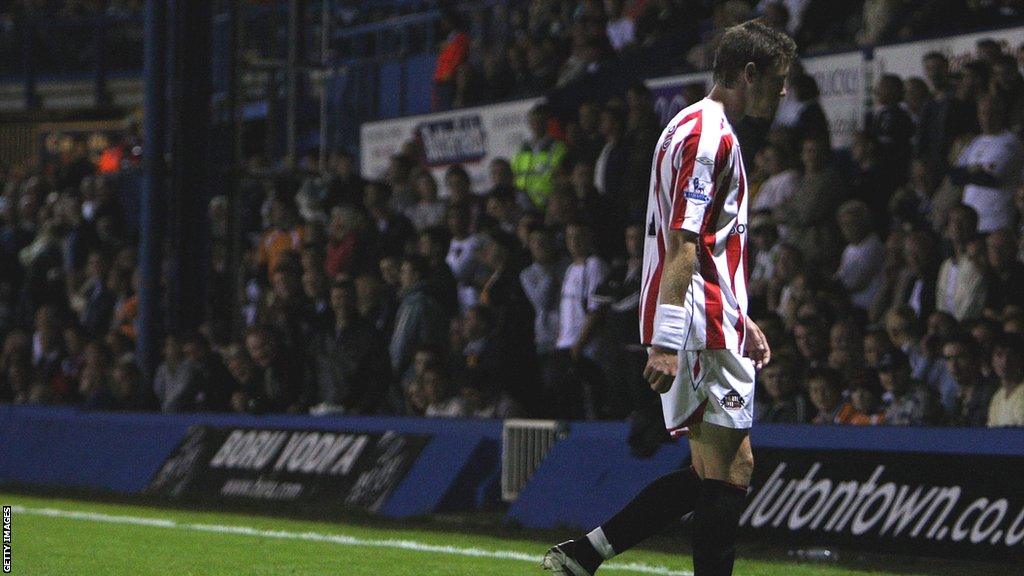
[[712, 19, 796, 87], [923, 51, 948, 65]]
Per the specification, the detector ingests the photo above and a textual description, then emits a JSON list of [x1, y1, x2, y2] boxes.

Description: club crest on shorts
[[721, 390, 745, 410]]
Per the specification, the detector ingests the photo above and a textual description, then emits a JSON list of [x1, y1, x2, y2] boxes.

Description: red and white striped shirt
[[639, 98, 749, 352]]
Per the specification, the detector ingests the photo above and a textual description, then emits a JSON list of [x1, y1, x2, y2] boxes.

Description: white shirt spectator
[[956, 130, 1024, 233], [752, 168, 799, 214], [606, 17, 635, 52], [520, 259, 569, 355], [556, 256, 609, 354], [447, 234, 484, 311], [834, 233, 885, 310], [936, 256, 988, 321]]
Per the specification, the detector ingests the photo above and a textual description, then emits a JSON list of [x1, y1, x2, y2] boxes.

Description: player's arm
[[643, 229, 698, 393]]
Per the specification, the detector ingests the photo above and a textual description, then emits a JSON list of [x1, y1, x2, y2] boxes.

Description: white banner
[[360, 98, 542, 193], [644, 52, 867, 149], [802, 51, 869, 149], [873, 26, 1024, 83]]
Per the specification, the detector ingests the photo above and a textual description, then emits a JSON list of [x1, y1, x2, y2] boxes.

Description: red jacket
[[433, 31, 469, 83]]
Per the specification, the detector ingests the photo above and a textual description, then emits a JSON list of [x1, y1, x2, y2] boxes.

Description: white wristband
[[651, 304, 687, 351]]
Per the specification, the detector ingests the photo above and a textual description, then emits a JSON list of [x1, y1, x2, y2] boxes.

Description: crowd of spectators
[[3, 1, 1024, 431], [434, 0, 1024, 110]]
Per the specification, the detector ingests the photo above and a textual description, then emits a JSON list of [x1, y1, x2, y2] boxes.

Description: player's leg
[[688, 351, 756, 576], [542, 352, 707, 576], [690, 425, 752, 576]]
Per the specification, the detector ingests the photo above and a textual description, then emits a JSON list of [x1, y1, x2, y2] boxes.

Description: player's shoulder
[[665, 99, 733, 142]]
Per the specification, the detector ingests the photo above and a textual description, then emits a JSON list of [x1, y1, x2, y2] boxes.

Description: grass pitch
[[0, 492, 1014, 576]]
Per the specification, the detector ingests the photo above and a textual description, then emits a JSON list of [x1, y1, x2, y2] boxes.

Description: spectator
[[71, 251, 116, 337], [386, 154, 418, 215], [257, 197, 305, 278], [433, 9, 471, 111], [405, 172, 447, 232], [390, 255, 446, 377], [809, 368, 869, 424], [748, 215, 782, 305], [856, 0, 900, 46], [751, 145, 799, 214], [456, 304, 515, 401], [951, 94, 1024, 233], [478, 232, 534, 349], [513, 104, 567, 209], [107, 359, 152, 411], [882, 230, 939, 322], [324, 151, 366, 209], [849, 132, 898, 232], [793, 317, 829, 371], [444, 165, 484, 228], [153, 334, 200, 413], [593, 103, 630, 201], [878, 350, 942, 426], [257, 261, 311, 352], [936, 204, 988, 321], [942, 336, 995, 426], [605, 0, 635, 52], [917, 52, 957, 169], [446, 204, 484, 311], [547, 222, 609, 419], [757, 357, 811, 423], [363, 181, 416, 261], [182, 333, 233, 412], [324, 206, 362, 280], [867, 74, 914, 181], [485, 185, 523, 237], [984, 228, 1024, 314], [890, 159, 950, 234], [421, 365, 467, 418], [834, 200, 885, 311], [242, 325, 303, 414], [306, 279, 391, 416], [570, 100, 606, 166], [789, 74, 831, 148], [904, 77, 934, 145], [588, 223, 646, 417], [775, 138, 842, 268], [987, 334, 1024, 426], [521, 225, 569, 361]]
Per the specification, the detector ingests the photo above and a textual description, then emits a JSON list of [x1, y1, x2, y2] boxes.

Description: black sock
[[691, 479, 748, 576], [572, 466, 703, 574], [568, 537, 604, 576]]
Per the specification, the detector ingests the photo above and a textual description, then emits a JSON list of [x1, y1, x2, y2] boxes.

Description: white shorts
[[661, 349, 755, 438]]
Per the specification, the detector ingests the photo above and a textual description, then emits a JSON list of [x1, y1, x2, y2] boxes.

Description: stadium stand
[[2, 0, 1024, 435]]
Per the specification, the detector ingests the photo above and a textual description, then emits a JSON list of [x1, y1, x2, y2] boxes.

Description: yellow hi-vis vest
[[512, 139, 567, 209]]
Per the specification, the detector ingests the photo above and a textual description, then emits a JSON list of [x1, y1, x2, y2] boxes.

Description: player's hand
[[744, 319, 772, 369], [644, 346, 678, 394]]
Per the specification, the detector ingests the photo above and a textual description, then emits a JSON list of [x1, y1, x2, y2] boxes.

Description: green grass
[[0, 492, 1014, 576]]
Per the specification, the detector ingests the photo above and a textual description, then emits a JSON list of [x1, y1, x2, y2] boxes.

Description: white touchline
[[10, 506, 692, 576]]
